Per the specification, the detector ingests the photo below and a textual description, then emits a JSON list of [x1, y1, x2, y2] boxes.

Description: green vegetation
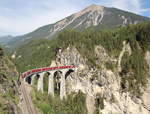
[[0, 95, 10, 114], [0, 47, 19, 113], [14, 39, 57, 72], [31, 88, 87, 114], [120, 50, 148, 95], [15, 22, 150, 96], [1, 7, 149, 114], [43, 73, 49, 92], [105, 61, 115, 71], [94, 96, 105, 114], [0, 91, 19, 114]]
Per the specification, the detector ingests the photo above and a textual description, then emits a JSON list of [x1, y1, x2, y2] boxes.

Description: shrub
[[31, 88, 87, 114]]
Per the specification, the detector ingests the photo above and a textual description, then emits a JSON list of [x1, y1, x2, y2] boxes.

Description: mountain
[[9, 4, 150, 114], [6, 4, 150, 49], [0, 35, 13, 45]]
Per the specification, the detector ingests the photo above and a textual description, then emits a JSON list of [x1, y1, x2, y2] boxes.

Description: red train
[[21, 65, 75, 79]]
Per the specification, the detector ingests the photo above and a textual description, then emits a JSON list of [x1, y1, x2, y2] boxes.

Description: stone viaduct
[[20, 65, 75, 100]]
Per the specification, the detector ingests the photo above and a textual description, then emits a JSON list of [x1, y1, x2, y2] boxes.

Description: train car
[[20, 65, 75, 79]]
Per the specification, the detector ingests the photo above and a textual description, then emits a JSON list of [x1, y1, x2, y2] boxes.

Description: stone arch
[[43, 72, 49, 92], [25, 76, 32, 84], [95, 95, 104, 113], [36, 73, 40, 79], [32, 73, 39, 85], [53, 70, 61, 95], [65, 69, 74, 79], [46, 70, 61, 96]]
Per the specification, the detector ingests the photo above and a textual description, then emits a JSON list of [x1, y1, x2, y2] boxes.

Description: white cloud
[[111, 0, 141, 13], [0, 0, 84, 36], [95, 0, 148, 14]]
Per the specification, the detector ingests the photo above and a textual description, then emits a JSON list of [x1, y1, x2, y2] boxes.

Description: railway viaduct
[[20, 65, 75, 100]]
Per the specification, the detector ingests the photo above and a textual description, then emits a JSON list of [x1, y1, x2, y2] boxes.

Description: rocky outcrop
[[0, 47, 20, 114], [50, 5, 105, 33], [54, 45, 150, 114], [142, 51, 150, 111], [145, 51, 150, 69], [117, 41, 131, 72]]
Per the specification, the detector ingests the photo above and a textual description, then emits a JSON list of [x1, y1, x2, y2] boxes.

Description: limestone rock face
[[142, 51, 150, 111], [56, 47, 88, 71], [145, 51, 150, 69], [55, 46, 150, 114]]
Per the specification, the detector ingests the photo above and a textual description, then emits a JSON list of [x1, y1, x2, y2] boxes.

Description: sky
[[0, 0, 150, 36]]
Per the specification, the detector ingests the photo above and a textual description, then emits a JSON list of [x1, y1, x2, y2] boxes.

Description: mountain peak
[[82, 4, 105, 13], [73, 4, 104, 19], [85, 4, 104, 10]]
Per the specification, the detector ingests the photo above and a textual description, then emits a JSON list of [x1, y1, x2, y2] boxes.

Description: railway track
[[20, 81, 37, 114]]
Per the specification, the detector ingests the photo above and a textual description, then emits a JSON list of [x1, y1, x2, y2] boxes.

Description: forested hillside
[[15, 22, 150, 69], [14, 22, 150, 95], [13, 22, 150, 114]]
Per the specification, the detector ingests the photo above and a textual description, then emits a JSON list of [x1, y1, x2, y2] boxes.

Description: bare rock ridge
[[51, 45, 150, 114], [74, 4, 105, 17], [50, 5, 105, 34]]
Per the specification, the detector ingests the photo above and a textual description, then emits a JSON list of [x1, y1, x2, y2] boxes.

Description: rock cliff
[[53, 45, 150, 114]]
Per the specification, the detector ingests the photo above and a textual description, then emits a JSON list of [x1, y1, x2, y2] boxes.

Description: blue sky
[[0, 0, 150, 36]]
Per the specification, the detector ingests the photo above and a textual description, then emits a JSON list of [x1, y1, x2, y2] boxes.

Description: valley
[[0, 4, 150, 114]]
